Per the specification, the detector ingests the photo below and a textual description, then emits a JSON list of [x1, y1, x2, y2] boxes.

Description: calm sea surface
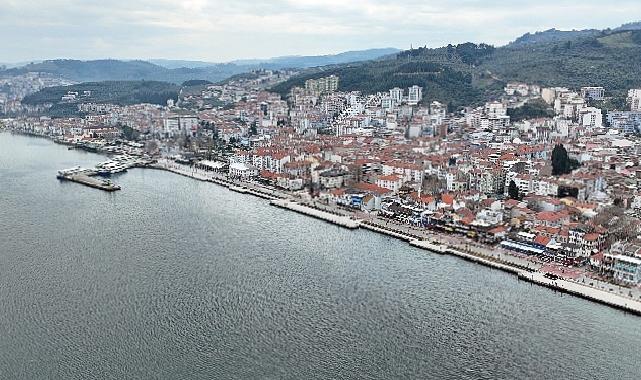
[[0, 132, 640, 379]]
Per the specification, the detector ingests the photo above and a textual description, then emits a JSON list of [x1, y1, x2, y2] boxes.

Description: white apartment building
[[389, 87, 404, 103], [628, 89, 641, 111], [581, 86, 605, 101], [407, 85, 423, 105], [305, 75, 339, 94], [580, 107, 603, 129], [485, 101, 507, 118]]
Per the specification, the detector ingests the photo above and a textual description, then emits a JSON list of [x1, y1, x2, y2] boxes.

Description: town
[[3, 69, 641, 301]]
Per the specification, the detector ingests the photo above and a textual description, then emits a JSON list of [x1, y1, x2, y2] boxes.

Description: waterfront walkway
[[150, 160, 641, 316]]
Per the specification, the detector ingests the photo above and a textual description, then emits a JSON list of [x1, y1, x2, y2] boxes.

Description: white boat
[[57, 166, 82, 178], [95, 161, 128, 175]]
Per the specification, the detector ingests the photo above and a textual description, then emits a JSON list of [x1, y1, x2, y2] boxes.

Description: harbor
[[55, 154, 155, 192], [3, 131, 641, 379], [51, 153, 641, 317]]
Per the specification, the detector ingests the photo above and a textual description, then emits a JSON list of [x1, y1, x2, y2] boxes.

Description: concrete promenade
[[150, 161, 641, 316], [270, 199, 360, 229]]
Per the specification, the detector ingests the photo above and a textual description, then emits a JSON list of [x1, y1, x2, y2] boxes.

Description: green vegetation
[[508, 29, 600, 47], [508, 180, 520, 200], [120, 125, 140, 141], [552, 144, 580, 176], [182, 79, 213, 87], [483, 30, 641, 96], [271, 44, 505, 108], [507, 99, 554, 121], [22, 81, 179, 107], [272, 29, 641, 107]]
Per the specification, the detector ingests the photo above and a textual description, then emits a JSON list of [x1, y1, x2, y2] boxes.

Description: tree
[[552, 144, 572, 176], [508, 180, 520, 200], [120, 125, 140, 141]]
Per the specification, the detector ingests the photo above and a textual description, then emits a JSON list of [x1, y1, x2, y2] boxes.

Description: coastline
[[6, 132, 640, 317], [149, 163, 641, 317]]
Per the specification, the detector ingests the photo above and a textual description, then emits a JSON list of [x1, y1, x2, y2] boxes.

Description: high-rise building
[[628, 89, 641, 111], [407, 85, 423, 105], [389, 87, 404, 103], [305, 75, 339, 94]]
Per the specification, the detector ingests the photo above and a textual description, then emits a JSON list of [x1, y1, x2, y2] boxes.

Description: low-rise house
[[376, 174, 404, 193], [229, 162, 259, 178], [319, 169, 349, 189]]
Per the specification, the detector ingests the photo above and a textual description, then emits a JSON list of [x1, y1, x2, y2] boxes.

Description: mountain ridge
[[0, 48, 401, 84], [271, 25, 641, 108]]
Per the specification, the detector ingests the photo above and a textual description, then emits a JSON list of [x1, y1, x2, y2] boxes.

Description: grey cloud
[[0, 0, 639, 62]]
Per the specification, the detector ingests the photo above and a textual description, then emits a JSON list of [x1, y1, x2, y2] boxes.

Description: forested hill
[[3, 60, 247, 84], [21, 81, 179, 117], [1, 49, 401, 84], [271, 28, 641, 107], [482, 29, 641, 93], [271, 43, 505, 108], [508, 29, 601, 47]]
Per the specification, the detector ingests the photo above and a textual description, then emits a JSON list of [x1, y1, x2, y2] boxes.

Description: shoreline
[[150, 164, 641, 317], [6, 132, 640, 317]]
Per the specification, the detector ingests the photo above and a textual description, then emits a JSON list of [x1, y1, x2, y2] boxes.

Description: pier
[[58, 174, 121, 192]]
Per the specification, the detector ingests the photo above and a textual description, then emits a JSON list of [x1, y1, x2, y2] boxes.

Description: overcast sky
[[1, 0, 639, 63]]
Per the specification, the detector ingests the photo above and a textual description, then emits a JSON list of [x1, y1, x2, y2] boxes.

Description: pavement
[[155, 159, 641, 302]]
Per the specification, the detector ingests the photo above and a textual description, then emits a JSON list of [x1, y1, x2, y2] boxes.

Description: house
[[229, 162, 259, 178], [376, 174, 404, 193], [612, 255, 641, 284], [276, 174, 304, 191], [319, 169, 349, 189], [533, 211, 569, 228]]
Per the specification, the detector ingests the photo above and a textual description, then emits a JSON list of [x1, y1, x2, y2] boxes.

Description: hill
[[2, 59, 244, 84], [271, 43, 504, 108], [614, 21, 641, 31], [5, 60, 167, 82], [482, 29, 641, 95], [508, 28, 600, 47], [22, 81, 179, 116], [0, 49, 401, 84], [272, 28, 641, 106], [231, 48, 400, 68]]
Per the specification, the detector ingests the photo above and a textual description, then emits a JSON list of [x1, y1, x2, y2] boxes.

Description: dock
[[270, 199, 360, 229], [59, 174, 121, 192]]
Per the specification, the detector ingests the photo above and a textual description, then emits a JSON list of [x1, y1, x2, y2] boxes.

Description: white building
[[381, 96, 395, 110], [376, 174, 404, 193], [407, 85, 423, 105], [229, 162, 259, 178], [628, 89, 641, 111], [580, 107, 603, 129], [389, 87, 404, 103], [581, 86, 605, 101], [485, 101, 507, 118]]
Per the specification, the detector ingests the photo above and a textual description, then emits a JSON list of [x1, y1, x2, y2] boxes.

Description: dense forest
[[271, 43, 507, 108], [272, 28, 641, 106], [22, 81, 179, 107], [484, 30, 641, 97], [507, 99, 554, 121]]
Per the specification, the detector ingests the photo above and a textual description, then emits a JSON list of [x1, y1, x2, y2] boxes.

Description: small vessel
[[96, 161, 128, 175], [57, 166, 83, 179]]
